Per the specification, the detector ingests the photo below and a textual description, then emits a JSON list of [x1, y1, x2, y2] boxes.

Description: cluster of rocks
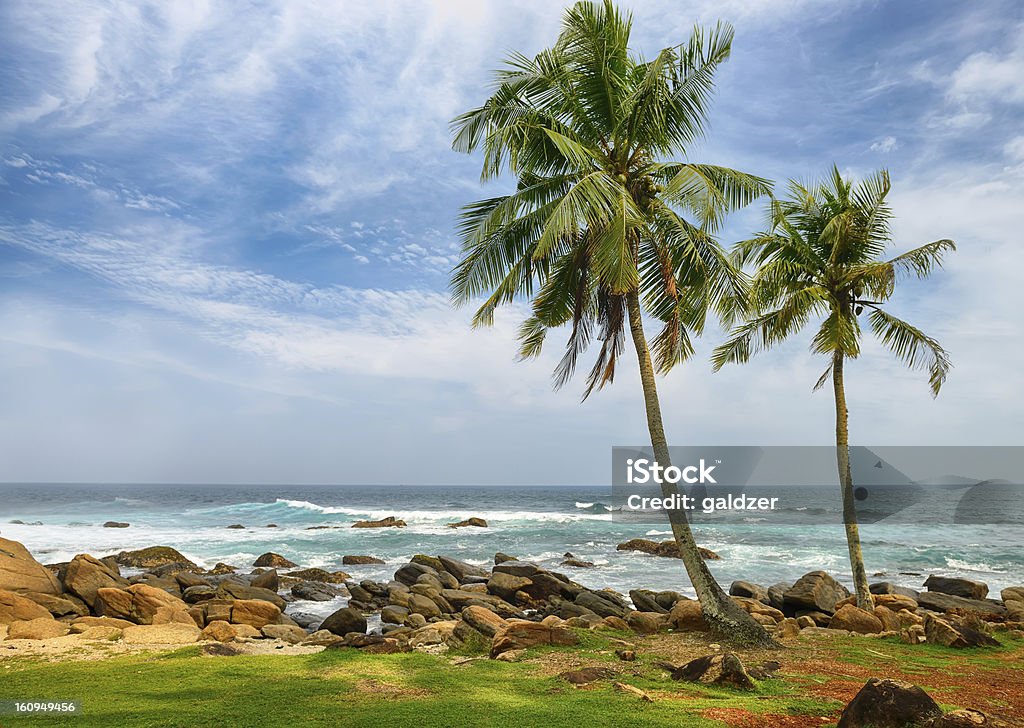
[[722, 570, 1019, 648]]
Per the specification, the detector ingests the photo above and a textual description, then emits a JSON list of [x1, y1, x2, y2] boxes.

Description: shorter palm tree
[[712, 166, 954, 610]]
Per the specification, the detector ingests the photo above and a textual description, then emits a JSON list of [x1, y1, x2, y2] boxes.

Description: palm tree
[[712, 166, 954, 610], [450, 0, 775, 645]]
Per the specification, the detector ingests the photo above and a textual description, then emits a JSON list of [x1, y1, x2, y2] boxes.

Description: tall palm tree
[[712, 166, 954, 610], [450, 0, 775, 645]]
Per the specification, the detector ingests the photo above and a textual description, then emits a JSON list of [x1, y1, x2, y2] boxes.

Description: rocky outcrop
[[1, 590, 54, 625], [923, 575, 988, 600], [216, 581, 286, 610], [924, 614, 999, 648], [0, 537, 63, 594], [836, 678, 943, 728], [115, 546, 198, 570], [916, 591, 1004, 616], [729, 580, 769, 602], [784, 571, 851, 614], [286, 568, 350, 583], [446, 518, 488, 528], [253, 553, 297, 569], [829, 604, 884, 634], [351, 517, 406, 528], [6, 617, 69, 640], [490, 619, 579, 657], [341, 556, 385, 565], [63, 554, 129, 609], [20, 591, 89, 618], [291, 582, 340, 602], [95, 584, 192, 625], [615, 539, 719, 560]]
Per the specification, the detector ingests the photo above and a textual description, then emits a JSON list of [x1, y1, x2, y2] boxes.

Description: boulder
[[923, 576, 988, 600], [924, 614, 999, 648], [487, 572, 532, 601], [559, 667, 614, 685], [494, 552, 517, 565], [461, 606, 507, 637], [253, 553, 297, 569], [490, 619, 579, 657], [103, 521, 130, 528], [201, 620, 238, 642], [395, 563, 437, 587], [1000, 586, 1024, 603], [291, 582, 339, 602], [670, 652, 755, 690], [182, 586, 218, 604], [351, 517, 406, 528], [62, 554, 129, 609], [210, 563, 237, 575], [446, 518, 488, 528], [175, 573, 210, 589], [408, 593, 442, 619], [250, 569, 278, 591], [261, 624, 307, 644], [70, 616, 134, 632], [341, 556, 385, 565], [615, 539, 719, 560], [95, 584, 191, 625], [873, 605, 902, 632], [729, 580, 769, 602], [320, 606, 366, 636], [76, 626, 123, 641], [929, 709, 1013, 727], [226, 524, 245, 529], [233, 624, 261, 639], [561, 559, 595, 568], [438, 556, 488, 582], [629, 589, 668, 614], [229, 599, 283, 629], [829, 604, 884, 634], [784, 571, 851, 613], [626, 611, 664, 634], [574, 591, 627, 618], [381, 605, 409, 624], [870, 582, 920, 599], [121, 623, 201, 645], [836, 678, 942, 728], [20, 591, 89, 618], [217, 582, 286, 610], [115, 546, 197, 570], [286, 568, 350, 583], [668, 599, 707, 631], [492, 561, 540, 578], [0, 588, 60, 624], [7, 617, 69, 640], [0, 538, 63, 594], [916, 591, 1004, 616]]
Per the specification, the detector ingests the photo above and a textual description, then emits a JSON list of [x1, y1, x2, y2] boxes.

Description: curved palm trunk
[[625, 291, 775, 646], [832, 350, 874, 611]]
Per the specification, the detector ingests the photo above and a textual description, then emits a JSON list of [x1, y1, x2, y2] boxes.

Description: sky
[[0, 0, 1022, 485]]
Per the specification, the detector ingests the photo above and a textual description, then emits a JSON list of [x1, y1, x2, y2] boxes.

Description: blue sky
[[1, 0, 1022, 484]]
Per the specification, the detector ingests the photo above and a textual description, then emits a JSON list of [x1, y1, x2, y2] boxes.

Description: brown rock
[[20, 591, 89, 618], [829, 604, 884, 634], [75, 626, 123, 640], [775, 618, 801, 638], [924, 614, 999, 648], [0, 537, 62, 594], [115, 546, 197, 570], [63, 554, 129, 609], [873, 605, 902, 632], [446, 517, 488, 528], [929, 709, 1013, 727], [0, 589, 52, 624], [668, 599, 707, 631], [7, 617, 69, 640], [261, 624, 307, 643], [210, 563, 237, 575], [408, 593, 442, 619], [671, 652, 755, 690], [341, 555, 385, 565], [461, 605, 507, 637], [70, 616, 134, 632], [784, 571, 851, 613], [252, 553, 297, 569], [923, 575, 988, 600], [285, 568, 350, 583], [916, 591, 1004, 616], [615, 539, 719, 560], [121, 623, 201, 645], [626, 611, 664, 634], [95, 584, 191, 625], [490, 619, 579, 656], [201, 620, 238, 642], [229, 599, 282, 629], [836, 678, 942, 728], [559, 666, 613, 685], [487, 571, 532, 602], [351, 516, 406, 529]]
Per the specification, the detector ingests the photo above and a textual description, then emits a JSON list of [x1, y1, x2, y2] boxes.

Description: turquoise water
[[2, 484, 1021, 603]]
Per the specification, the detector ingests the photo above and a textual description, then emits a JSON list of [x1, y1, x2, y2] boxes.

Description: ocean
[[2, 483, 1021, 621]]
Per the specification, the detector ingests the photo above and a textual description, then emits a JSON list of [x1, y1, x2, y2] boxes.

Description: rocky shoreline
[[3, 532, 1022, 659]]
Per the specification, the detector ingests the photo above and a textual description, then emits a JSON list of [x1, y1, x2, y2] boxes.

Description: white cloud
[[1004, 135, 1024, 161], [870, 136, 899, 153]]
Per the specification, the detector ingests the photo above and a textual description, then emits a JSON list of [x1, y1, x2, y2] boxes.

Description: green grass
[[1, 629, 1018, 727]]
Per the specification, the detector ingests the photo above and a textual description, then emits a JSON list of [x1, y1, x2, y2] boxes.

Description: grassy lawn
[[0, 631, 1020, 727]]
